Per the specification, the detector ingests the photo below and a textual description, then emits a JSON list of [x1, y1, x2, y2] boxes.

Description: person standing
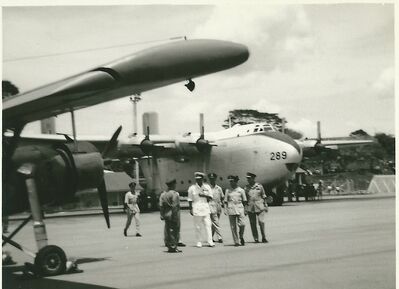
[[123, 182, 142, 237], [159, 179, 182, 253], [187, 172, 215, 248], [245, 172, 268, 243], [224, 175, 247, 246], [207, 173, 224, 243]]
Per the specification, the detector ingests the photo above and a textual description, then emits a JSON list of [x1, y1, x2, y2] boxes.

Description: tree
[[350, 129, 370, 137], [222, 109, 303, 139], [2, 80, 19, 98], [374, 133, 395, 158]]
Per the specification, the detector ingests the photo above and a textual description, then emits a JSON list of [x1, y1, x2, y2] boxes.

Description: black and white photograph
[[2, 2, 395, 289]]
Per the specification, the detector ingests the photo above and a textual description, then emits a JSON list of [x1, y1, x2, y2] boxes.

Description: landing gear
[[2, 163, 71, 276], [34, 245, 67, 276]]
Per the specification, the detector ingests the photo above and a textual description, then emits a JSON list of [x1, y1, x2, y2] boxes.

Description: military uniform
[[224, 183, 247, 246], [245, 181, 267, 242], [209, 183, 224, 242], [188, 173, 214, 247], [159, 188, 181, 252]]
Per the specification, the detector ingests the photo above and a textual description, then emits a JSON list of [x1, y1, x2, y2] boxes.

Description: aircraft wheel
[[34, 245, 67, 276]]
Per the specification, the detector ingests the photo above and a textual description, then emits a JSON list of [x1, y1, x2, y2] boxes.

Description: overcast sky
[[2, 4, 395, 139]]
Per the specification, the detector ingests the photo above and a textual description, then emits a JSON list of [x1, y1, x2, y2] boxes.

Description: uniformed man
[[245, 172, 268, 243], [207, 173, 224, 243], [159, 179, 182, 253], [187, 172, 215, 248], [224, 175, 247, 246], [123, 182, 142, 237]]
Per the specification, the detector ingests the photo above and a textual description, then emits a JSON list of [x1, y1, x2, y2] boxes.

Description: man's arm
[[187, 187, 193, 216]]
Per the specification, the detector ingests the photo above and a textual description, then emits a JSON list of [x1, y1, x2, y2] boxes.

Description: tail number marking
[[270, 151, 287, 160]]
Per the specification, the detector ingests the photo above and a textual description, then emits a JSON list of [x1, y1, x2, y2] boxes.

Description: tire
[[34, 245, 67, 276]]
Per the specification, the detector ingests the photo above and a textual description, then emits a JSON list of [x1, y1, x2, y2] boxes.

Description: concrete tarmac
[[3, 196, 395, 289]]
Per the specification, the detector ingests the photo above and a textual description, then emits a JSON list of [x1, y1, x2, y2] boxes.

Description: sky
[[2, 4, 395, 139]]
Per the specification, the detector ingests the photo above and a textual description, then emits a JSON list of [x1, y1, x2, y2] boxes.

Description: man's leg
[[238, 213, 246, 246], [257, 211, 266, 241], [164, 221, 172, 249], [248, 212, 258, 241], [228, 215, 239, 245], [203, 214, 214, 246], [193, 216, 202, 246], [124, 210, 133, 235], [134, 212, 141, 236], [215, 213, 223, 241]]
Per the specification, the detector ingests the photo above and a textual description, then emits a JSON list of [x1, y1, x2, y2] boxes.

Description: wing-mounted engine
[[35, 141, 104, 205]]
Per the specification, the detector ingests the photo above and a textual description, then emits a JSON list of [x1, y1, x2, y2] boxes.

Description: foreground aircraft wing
[[3, 39, 249, 128]]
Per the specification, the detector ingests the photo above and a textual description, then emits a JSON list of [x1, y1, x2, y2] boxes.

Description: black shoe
[[234, 243, 240, 247], [240, 238, 245, 246], [218, 239, 223, 243], [167, 248, 182, 253], [136, 233, 142, 237], [262, 238, 268, 243], [254, 239, 259, 243], [123, 229, 127, 237], [177, 242, 186, 247]]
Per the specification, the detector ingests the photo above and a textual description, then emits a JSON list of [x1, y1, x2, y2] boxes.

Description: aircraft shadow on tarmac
[[75, 257, 110, 265], [3, 257, 113, 289]]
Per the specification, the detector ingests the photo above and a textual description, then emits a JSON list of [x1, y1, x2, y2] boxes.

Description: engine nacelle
[[35, 142, 104, 205]]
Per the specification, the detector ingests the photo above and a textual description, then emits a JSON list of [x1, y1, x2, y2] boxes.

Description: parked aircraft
[[2, 39, 249, 276], [103, 115, 375, 206]]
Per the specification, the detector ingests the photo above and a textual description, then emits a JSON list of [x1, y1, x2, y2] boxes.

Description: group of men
[[123, 171, 270, 253]]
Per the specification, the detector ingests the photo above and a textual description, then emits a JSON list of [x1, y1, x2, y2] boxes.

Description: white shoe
[[196, 242, 202, 248]]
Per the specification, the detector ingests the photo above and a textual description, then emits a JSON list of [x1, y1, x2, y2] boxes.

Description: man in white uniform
[[124, 182, 141, 237], [208, 173, 224, 243], [187, 172, 215, 248]]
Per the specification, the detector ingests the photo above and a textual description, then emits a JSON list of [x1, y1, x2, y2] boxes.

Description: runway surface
[[3, 197, 395, 289]]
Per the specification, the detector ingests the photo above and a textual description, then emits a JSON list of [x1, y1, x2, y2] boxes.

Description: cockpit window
[[263, 124, 274, 131]]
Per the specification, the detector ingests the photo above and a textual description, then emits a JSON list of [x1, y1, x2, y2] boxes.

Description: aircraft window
[[263, 125, 273, 131], [259, 128, 264, 132], [219, 177, 223, 181], [254, 128, 259, 132], [181, 181, 184, 185], [188, 180, 192, 184], [247, 130, 249, 133]]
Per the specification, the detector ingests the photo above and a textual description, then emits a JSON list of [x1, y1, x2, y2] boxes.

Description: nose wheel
[[34, 245, 67, 276]]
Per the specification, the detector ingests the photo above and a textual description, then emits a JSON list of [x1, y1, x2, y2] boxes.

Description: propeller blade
[[199, 113, 204, 138], [56, 133, 74, 142], [102, 125, 122, 158], [317, 121, 321, 142], [97, 179, 110, 228]]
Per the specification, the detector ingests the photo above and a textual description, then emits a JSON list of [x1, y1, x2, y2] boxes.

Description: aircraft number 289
[[270, 151, 287, 160]]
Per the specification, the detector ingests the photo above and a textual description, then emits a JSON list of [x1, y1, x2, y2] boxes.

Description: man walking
[[224, 175, 247, 246], [187, 172, 215, 248], [124, 182, 142, 237], [245, 172, 268, 243], [208, 173, 224, 243], [159, 179, 182, 253]]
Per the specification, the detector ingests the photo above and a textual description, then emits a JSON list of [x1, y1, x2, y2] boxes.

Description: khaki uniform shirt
[[187, 183, 212, 216], [208, 184, 224, 215], [245, 182, 267, 213], [224, 187, 247, 216], [159, 190, 180, 221]]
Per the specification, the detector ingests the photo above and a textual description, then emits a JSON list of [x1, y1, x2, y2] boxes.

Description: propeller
[[195, 113, 213, 153], [102, 125, 122, 158], [97, 179, 110, 228], [98, 125, 123, 229]]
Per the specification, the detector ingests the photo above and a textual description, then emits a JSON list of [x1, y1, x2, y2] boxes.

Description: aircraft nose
[[284, 144, 302, 173]]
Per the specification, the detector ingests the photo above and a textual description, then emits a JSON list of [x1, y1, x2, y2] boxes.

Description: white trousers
[[193, 215, 214, 245]]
